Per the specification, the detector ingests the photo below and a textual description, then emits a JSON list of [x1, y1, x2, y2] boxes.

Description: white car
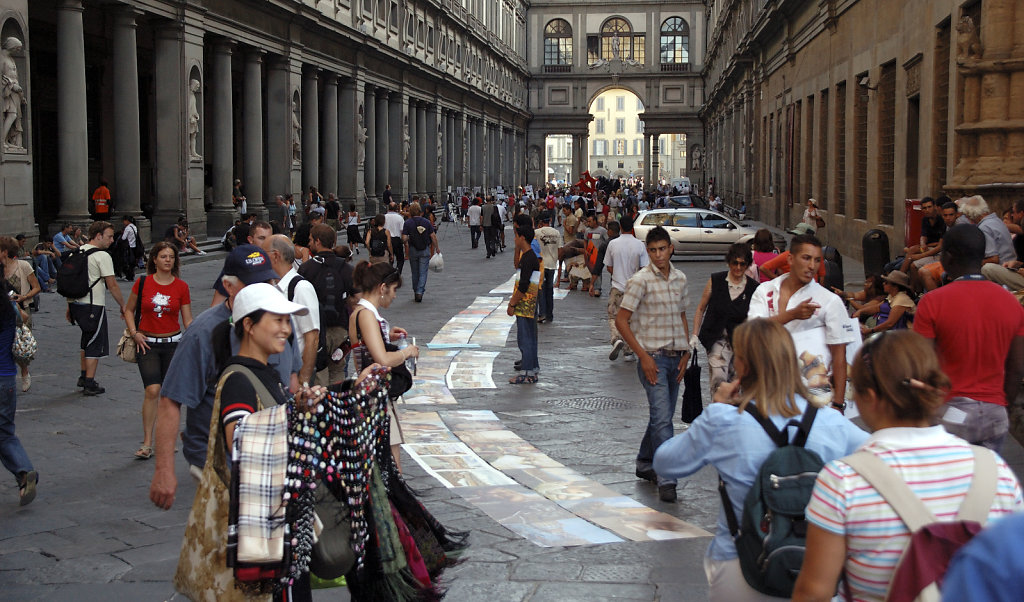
[[633, 208, 760, 256]]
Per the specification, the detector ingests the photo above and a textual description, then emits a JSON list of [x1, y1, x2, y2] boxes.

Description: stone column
[[446, 111, 456, 189], [426, 104, 439, 197], [389, 91, 405, 198], [302, 68, 319, 193], [338, 78, 358, 206], [111, 7, 144, 225], [651, 133, 660, 186], [375, 88, 389, 200], [643, 133, 652, 188], [56, 0, 90, 222], [266, 56, 291, 205], [416, 102, 427, 195], [321, 74, 339, 197], [456, 113, 467, 188], [209, 39, 236, 234], [407, 98, 418, 196], [152, 25, 187, 231], [243, 50, 265, 215], [363, 86, 376, 210]]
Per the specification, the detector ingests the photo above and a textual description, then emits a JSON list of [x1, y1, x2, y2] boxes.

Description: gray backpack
[[721, 404, 822, 597]]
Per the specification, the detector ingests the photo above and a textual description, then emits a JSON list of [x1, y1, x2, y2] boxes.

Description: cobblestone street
[[2, 220, 1022, 601]]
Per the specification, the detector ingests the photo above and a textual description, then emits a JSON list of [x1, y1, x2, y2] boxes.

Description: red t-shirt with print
[[132, 276, 191, 335]]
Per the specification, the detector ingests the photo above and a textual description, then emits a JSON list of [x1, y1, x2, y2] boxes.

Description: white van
[[669, 177, 691, 193]]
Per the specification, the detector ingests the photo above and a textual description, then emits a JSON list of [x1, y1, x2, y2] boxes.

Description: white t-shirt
[[467, 204, 481, 226], [748, 276, 856, 345], [276, 269, 321, 356], [604, 233, 649, 292], [384, 211, 404, 237], [120, 223, 137, 247], [72, 244, 115, 306]]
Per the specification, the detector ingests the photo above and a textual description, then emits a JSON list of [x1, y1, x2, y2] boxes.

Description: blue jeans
[[0, 374, 33, 481], [33, 255, 57, 289], [408, 247, 431, 295], [515, 315, 538, 375], [537, 269, 555, 321], [636, 353, 681, 486]]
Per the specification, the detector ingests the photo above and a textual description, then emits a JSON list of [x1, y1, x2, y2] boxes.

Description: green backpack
[[720, 404, 822, 598]]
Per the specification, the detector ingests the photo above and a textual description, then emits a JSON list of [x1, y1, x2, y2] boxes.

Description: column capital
[[212, 38, 235, 54], [112, 5, 143, 27], [376, 87, 390, 99], [322, 72, 340, 86], [58, 0, 84, 12], [245, 47, 266, 62]]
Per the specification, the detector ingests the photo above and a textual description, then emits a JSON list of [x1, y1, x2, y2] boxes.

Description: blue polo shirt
[[160, 302, 301, 468]]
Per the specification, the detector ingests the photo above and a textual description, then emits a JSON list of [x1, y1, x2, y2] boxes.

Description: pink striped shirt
[[806, 426, 1023, 601]]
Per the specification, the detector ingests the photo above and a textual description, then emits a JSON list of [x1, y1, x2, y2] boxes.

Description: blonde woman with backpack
[[792, 330, 1023, 602], [653, 319, 867, 602]]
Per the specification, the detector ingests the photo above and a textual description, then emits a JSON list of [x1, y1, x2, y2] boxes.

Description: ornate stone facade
[[703, 0, 1024, 259]]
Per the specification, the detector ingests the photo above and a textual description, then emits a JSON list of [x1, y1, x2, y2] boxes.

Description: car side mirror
[[727, 223, 736, 230]]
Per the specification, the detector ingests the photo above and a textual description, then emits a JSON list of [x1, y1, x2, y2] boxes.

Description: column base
[[206, 207, 238, 239]]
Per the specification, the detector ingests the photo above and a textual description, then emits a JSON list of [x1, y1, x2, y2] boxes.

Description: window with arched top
[[660, 17, 689, 70], [543, 19, 572, 71], [588, 17, 645, 64]]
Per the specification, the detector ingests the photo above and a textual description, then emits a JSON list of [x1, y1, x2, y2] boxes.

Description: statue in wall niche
[[956, 16, 983, 62], [611, 33, 621, 60], [187, 78, 202, 161], [691, 145, 703, 171], [402, 114, 410, 165], [528, 146, 544, 172], [1, 37, 25, 150], [356, 104, 366, 169], [292, 100, 302, 162], [436, 121, 443, 174]]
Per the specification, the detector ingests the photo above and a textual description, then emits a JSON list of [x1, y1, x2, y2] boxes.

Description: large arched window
[[588, 17, 645, 64], [544, 19, 572, 71], [660, 17, 689, 70]]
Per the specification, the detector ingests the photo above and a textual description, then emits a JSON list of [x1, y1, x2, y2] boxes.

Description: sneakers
[[76, 376, 86, 388], [609, 340, 626, 361], [82, 381, 105, 396], [20, 373, 30, 392], [18, 470, 37, 506], [658, 484, 677, 503]]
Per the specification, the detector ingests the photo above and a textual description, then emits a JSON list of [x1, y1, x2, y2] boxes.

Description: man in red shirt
[[92, 179, 111, 219], [914, 224, 1024, 451]]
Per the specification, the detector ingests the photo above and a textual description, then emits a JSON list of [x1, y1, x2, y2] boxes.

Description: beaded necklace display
[[281, 366, 391, 586]]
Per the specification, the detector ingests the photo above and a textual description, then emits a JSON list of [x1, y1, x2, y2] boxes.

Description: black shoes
[[514, 360, 522, 371], [635, 467, 657, 482], [17, 470, 37, 506], [658, 484, 677, 503], [77, 376, 86, 388], [82, 381, 105, 396], [414, 294, 423, 302]]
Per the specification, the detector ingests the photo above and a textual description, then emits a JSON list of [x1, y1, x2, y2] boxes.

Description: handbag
[[680, 350, 703, 423], [117, 277, 146, 363], [309, 483, 355, 579], [12, 325, 36, 364], [174, 366, 270, 602], [814, 215, 826, 229], [383, 342, 414, 400]]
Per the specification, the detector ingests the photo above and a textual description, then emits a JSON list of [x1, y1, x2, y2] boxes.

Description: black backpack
[[286, 275, 331, 373], [721, 404, 822, 598], [369, 231, 387, 256], [298, 255, 351, 328], [56, 247, 101, 300], [407, 218, 432, 251]]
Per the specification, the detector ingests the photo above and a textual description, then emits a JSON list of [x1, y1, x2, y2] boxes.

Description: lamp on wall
[[859, 76, 878, 91]]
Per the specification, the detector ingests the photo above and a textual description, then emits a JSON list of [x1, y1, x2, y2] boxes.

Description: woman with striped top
[[793, 330, 1024, 602]]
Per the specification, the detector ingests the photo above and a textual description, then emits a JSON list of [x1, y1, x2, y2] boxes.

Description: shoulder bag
[[11, 301, 36, 365], [116, 276, 146, 363]]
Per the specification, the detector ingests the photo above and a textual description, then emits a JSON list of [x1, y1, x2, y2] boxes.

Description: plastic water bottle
[[395, 333, 416, 375]]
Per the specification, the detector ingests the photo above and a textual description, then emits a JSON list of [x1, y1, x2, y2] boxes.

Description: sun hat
[[882, 271, 913, 292], [231, 282, 309, 324]]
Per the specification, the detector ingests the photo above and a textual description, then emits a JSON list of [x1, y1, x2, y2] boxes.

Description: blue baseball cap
[[212, 244, 277, 296]]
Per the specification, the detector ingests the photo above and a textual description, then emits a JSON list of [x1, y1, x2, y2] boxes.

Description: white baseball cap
[[231, 282, 309, 324]]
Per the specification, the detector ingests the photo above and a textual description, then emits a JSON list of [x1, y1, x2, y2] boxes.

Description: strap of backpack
[[743, 404, 788, 447], [956, 446, 998, 524], [842, 451, 936, 532], [287, 275, 302, 302], [790, 405, 818, 448], [719, 476, 741, 538]]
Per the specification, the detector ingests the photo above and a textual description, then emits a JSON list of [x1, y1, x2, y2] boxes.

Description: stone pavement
[[1, 220, 1021, 601]]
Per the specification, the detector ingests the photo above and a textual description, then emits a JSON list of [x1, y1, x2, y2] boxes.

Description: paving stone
[[511, 561, 583, 581], [529, 582, 657, 601], [581, 563, 652, 583], [444, 560, 512, 582], [442, 579, 533, 602]]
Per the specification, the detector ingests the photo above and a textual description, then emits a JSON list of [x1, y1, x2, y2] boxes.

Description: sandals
[[18, 470, 37, 506], [509, 374, 538, 385], [134, 445, 154, 460]]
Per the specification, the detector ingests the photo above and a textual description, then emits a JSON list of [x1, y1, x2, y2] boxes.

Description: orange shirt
[[759, 250, 827, 282], [92, 185, 111, 213]]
